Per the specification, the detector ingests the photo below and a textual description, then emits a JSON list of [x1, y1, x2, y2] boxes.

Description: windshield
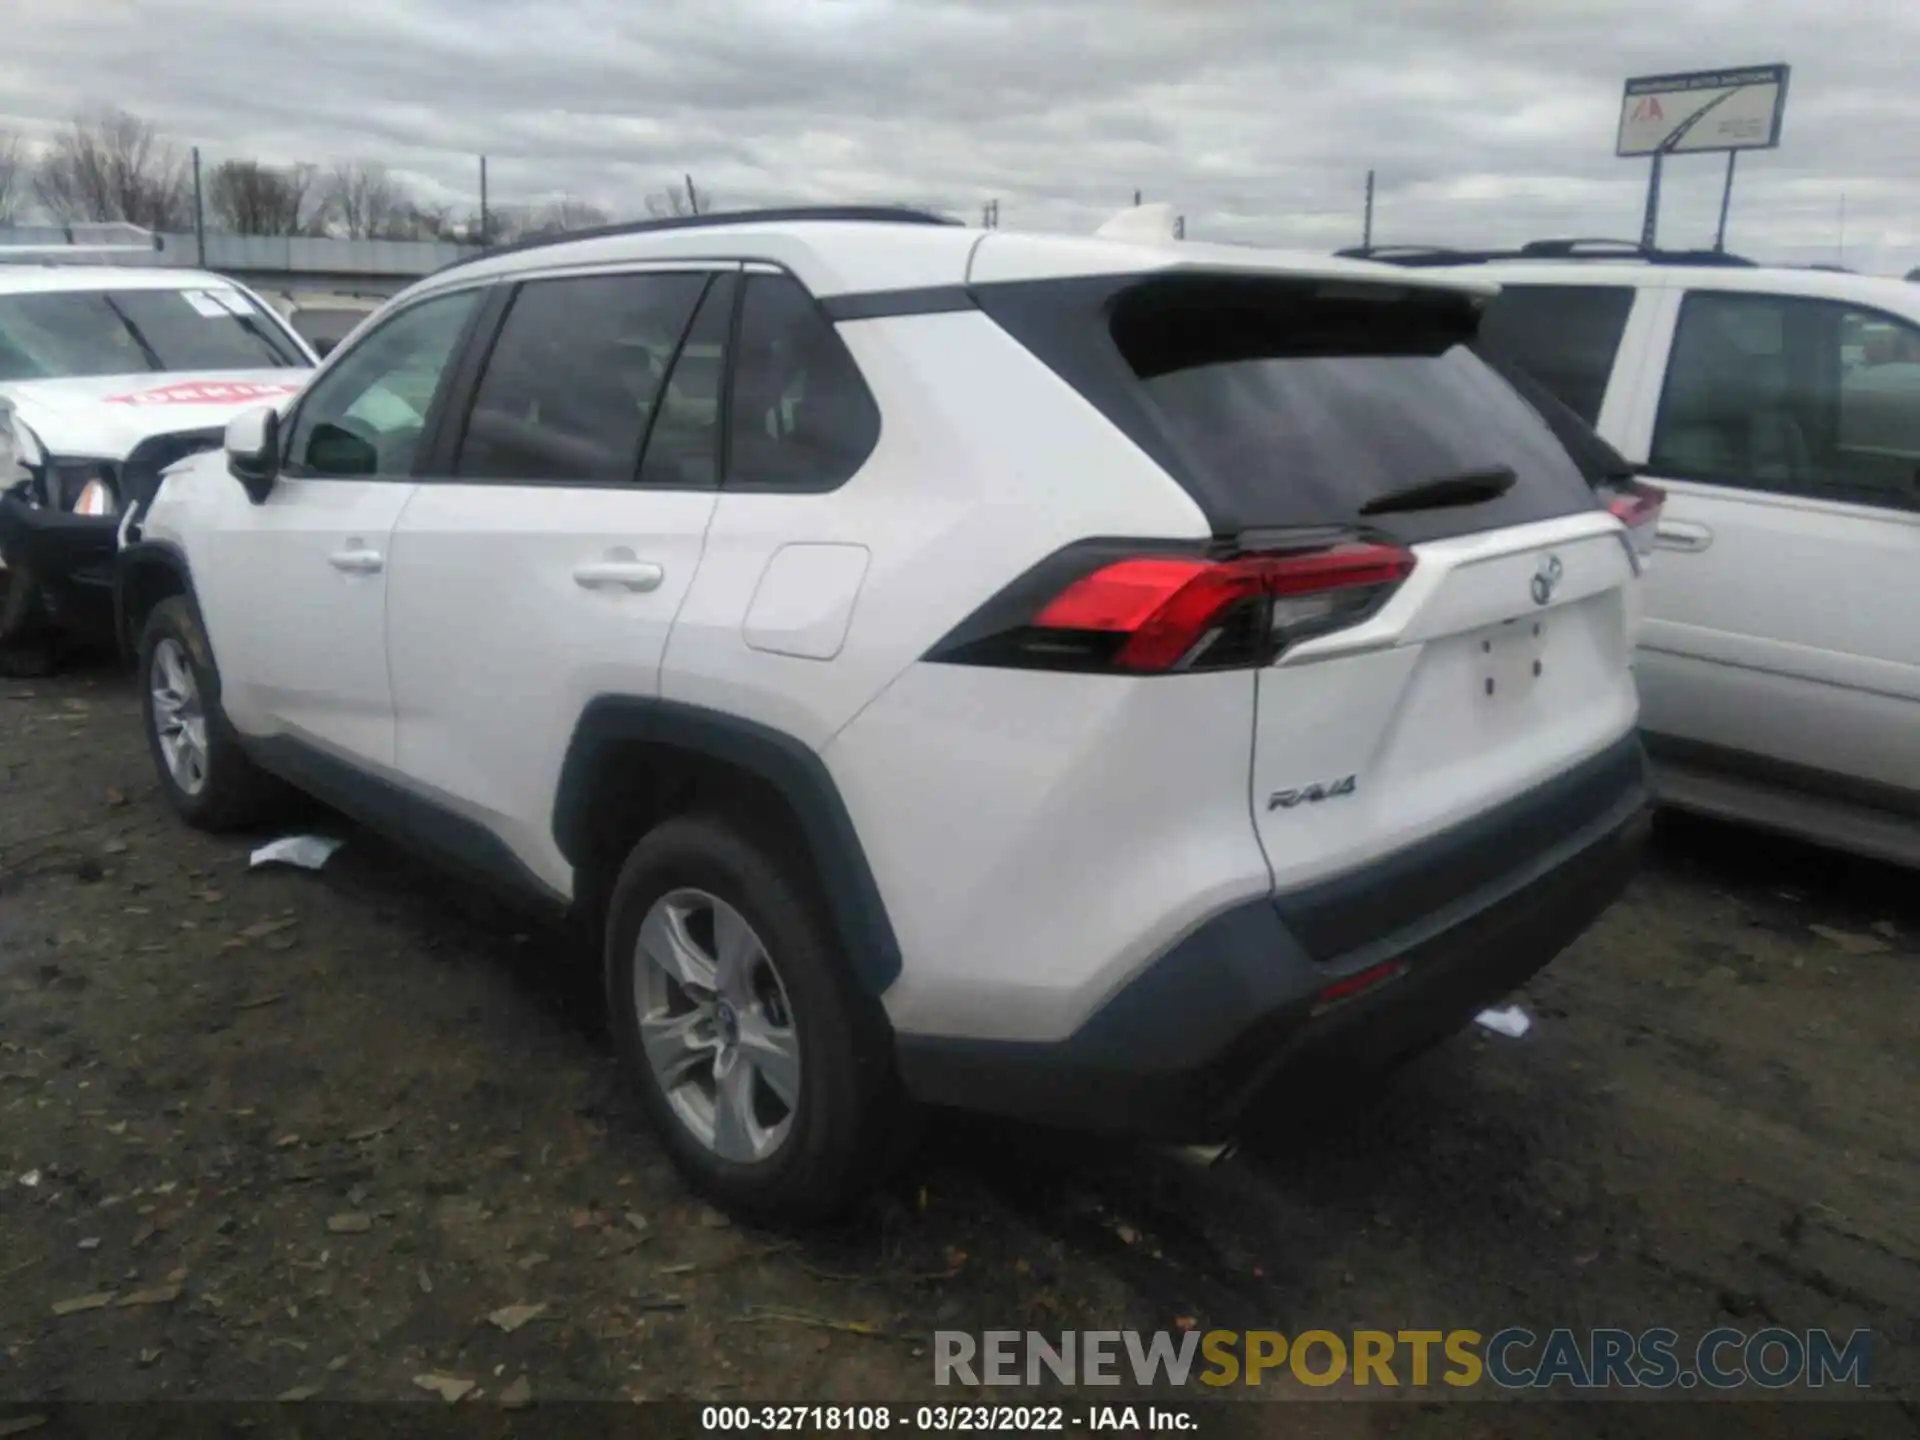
[[0, 287, 307, 382]]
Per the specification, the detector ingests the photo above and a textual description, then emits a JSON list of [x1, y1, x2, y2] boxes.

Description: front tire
[[138, 596, 283, 831], [605, 813, 908, 1223]]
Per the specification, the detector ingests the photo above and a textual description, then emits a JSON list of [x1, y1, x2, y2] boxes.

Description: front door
[[195, 286, 484, 770], [1633, 287, 1920, 799]]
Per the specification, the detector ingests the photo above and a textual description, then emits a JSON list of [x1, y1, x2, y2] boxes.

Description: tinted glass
[[283, 288, 480, 478], [1474, 284, 1635, 424], [456, 272, 706, 484], [1109, 276, 1594, 539], [636, 274, 733, 489], [1651, 292, 1920, 510], [726, 274, 880, 491], [0, 287, 306, 381]]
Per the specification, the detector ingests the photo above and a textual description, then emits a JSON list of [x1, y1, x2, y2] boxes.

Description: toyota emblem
[[1530, 554, 1564, 607]]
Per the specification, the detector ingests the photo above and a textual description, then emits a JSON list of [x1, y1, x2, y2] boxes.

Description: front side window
[[0, 287, 306, 382], [1650, 291, 1920, 510], [725, 274, 880, 492], [282, 288, 481, 478], [454, 271, 708, 484], [1473, 283, 1635, 425]]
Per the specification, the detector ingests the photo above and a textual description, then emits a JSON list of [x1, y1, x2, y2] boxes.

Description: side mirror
[[313, 337, 339, 359], [225, 406, 280, 504]]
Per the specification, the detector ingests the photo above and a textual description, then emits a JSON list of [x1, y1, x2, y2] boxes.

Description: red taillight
[[1604, 479, 1664, 562], [936, 539, 1416, 675]]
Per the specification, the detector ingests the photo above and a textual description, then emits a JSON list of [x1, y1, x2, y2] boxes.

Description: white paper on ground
[[1474, 1004, 1532, 1039], [249, 835, 345, 871]]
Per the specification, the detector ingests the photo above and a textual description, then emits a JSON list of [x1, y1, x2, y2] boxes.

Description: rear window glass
[[1474, 284, 1635, 424], [1103, 276, 1596, 541]]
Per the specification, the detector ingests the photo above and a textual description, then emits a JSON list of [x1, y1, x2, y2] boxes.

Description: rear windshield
[[977, 273, 1600, 543], [0, 287, 306, 382]]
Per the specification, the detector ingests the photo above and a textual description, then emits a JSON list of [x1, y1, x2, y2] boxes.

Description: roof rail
[[0, 223, 164, 262], [1342, 237, 1756, 270], [1335, 244, 1466, 262], [434, 204, 961, 277]]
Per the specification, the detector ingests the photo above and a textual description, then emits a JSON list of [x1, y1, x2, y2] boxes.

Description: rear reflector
[[932, 538, 1416, 675], [1313, 958, 1407, 1011]]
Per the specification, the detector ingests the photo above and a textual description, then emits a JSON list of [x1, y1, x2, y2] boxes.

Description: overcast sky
[[2, 0, 1915, 272]]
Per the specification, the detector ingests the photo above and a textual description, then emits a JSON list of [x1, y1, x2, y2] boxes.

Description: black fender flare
[[115, 539, 197, 662], [552, 696, 904, 998]]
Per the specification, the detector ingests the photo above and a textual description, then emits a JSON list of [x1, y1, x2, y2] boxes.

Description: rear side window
[[1474, 284, 1635, 424], [637, 274, 734, 490], [725, 274, 880, 492], [979, 273, 1594, 544], [455, 271, 707, 484]]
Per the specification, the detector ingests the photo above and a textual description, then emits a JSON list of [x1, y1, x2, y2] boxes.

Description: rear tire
[[137, 596, 284, 831], [604, 813, 911, 1224]]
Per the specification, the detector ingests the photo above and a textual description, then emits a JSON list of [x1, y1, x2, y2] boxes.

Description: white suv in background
[[1360, 241, 1920, 866], [119, 209, 1652, 1219]]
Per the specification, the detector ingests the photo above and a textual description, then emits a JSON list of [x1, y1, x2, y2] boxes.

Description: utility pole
[[191, 147, 205, 266], [1173, 215, 1185, 240], [1713, 151, 1737, 252], [478, 155, 489, 245], [686, 174, 699, 214], [1363, 169, 1375, 250]]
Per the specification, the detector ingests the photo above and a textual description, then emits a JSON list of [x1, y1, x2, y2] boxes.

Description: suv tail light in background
[[1601, 478, 1664, 565], [927, 537, 1416, 674]]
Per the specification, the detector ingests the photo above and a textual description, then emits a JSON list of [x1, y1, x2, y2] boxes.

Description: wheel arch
[[116, 540, 199, 662], [553, 696, 904, 998]]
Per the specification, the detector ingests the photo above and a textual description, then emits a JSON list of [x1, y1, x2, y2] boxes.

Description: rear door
[[1626, 286, 1920, 799], [983, 271, 1642, 897], [384, 265, 732, 895]]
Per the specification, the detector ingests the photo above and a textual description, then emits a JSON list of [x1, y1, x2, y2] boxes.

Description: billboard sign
[[1616, 64, 1790, 157]]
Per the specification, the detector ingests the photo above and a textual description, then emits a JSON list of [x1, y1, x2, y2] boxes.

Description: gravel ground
[[1, 660, 1915, 1435]]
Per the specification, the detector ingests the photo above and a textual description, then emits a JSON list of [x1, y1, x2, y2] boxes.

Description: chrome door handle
[[1654, 521, 1712, 553], [328, 548, 384, 575], [572, 560, 664, 593]]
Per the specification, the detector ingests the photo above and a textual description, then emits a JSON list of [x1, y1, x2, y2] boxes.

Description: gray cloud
[[0, 0, 1913, 271]]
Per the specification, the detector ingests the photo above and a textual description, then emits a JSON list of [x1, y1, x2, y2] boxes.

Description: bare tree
[[385, 200, 462, 241], [208, 159, 319, 235], [644, 175, 708, 219], [0, 132, 25, 225], [322, 162, 409, 240], [32, 108, 190, 230]]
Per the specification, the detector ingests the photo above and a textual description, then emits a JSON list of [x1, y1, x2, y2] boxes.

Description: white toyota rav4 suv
[[1351, 240, 1920, 866], [119, 207, 1655, 1219]]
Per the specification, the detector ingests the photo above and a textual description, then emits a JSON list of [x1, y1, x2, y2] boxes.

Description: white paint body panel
[[384, 482, 720, 896], [187, 474, 415, 769]]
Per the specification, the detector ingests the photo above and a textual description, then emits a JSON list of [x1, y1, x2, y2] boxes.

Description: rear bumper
[[895, 732, 1651, 1139], [0, 495, 119, 642]]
